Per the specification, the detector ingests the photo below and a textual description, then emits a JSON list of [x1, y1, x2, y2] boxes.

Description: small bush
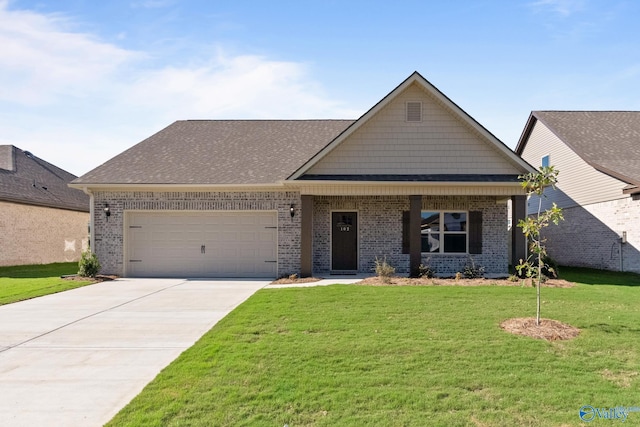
[[463, 258, 485, 279], [418, 263, 435, 279], [78, 250, 101, 277], [374, 257, 395, 284]]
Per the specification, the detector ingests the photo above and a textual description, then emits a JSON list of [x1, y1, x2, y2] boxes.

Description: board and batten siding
[[520, 120, 629, 213], [307, 83, 521, 176]]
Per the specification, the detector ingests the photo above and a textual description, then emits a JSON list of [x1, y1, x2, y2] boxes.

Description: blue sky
[[2, 0, 639, 176]]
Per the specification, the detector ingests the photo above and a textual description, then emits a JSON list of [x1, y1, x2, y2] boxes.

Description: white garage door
[[126, 211, 278, 278]]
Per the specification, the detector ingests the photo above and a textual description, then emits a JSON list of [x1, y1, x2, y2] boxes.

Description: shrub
[[78, 250, 101, 277], [418, 262, 435, 278], [463, 257, 485, 279], [374, 257, 395, 284]]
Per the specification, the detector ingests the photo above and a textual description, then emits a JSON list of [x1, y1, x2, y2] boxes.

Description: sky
[[1, 0, 640, 177]]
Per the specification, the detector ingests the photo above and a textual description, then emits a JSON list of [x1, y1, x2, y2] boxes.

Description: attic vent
[[406, 102, 422, 122]]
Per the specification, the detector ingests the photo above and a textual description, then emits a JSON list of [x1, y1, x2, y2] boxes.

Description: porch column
[[300, 195, 313, 277], [409, 195, 422, 277], [511, 195, 527, 270]]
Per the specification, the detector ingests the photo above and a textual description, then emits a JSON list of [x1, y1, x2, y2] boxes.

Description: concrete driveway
[[0, 278, 268, 427]]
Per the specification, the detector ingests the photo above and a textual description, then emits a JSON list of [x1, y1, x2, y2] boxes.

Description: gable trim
[[289, 71, 535, 180]]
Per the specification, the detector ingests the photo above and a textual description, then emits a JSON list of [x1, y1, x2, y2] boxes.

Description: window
[[402, 210, 481, 255], [421, 211, 467, 253], [541, 154, 550, 168]]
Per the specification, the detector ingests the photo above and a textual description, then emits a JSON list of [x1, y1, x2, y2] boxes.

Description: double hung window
[[421, 211, 467, 253]]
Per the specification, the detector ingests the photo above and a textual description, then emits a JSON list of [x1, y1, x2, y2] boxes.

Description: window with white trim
[[421, 211, 467, 253], [541, 154, 550, 168]]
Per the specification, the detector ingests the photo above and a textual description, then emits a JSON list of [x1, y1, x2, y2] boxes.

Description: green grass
[[107, 269, 640, 427], [560, 266, 640, 286], [0, 262, 94, 305]]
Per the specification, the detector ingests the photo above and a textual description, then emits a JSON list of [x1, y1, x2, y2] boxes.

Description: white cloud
[[529, 0, 586, 17], [0, 2, 357, 176], [0, 2, 138, 105], [126, 51, 356, 120]]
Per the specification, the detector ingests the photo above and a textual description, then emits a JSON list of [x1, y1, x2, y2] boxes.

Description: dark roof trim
[[298, 174, 521, 183], [0, 196, 90, 213]]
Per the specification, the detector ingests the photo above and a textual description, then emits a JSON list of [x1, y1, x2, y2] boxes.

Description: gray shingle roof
[[0, 145, 89, 212], [523, 111, 640, 187], [73, 120, 355, 185]]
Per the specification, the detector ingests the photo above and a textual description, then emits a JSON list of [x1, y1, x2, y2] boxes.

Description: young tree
[[517, 166, 564, 325]]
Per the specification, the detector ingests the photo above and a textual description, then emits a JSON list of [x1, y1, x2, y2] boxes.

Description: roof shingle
[[0, 145, 89, 212], [525, 111, 640, 187], [73, 120, 354, 185]]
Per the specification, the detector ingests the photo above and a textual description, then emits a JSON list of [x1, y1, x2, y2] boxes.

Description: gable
[[304, 82, 523, 177], [520, 119, 630, 210]]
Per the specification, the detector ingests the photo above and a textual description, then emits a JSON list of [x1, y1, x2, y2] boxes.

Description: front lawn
[[0, 262, 94, 305], [107, 270, 640, 426]]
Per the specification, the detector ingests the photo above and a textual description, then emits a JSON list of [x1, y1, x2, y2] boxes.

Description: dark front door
[[331, 211, 358, 272]]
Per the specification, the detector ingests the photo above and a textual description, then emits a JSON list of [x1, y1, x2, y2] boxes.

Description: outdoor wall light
[[290, 204, 295, 218], [104, 203, 111, 220]]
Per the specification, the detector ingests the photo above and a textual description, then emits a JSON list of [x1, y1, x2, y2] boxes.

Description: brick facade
[[543, 196, 640, 274], [93, 192, 510, 277], [93, 191, 301, 277], [312, 195, 508, 276], [0, 201, 88, 266]]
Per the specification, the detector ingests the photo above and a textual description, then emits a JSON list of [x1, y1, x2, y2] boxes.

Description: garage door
[[126, 211, 278, 278]]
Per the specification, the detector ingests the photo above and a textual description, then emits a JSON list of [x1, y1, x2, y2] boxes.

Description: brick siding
[[0, 201, 88, 266], [312, 195, 508, 276], [94, 192, 510, 277], [542, 196, 640, 274], [93, 191, 301, 277]]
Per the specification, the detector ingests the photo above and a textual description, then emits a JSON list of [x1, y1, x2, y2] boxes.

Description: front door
[[331, 211, 358, 272]]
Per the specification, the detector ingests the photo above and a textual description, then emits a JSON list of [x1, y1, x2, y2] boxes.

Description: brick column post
[[300, 195, 313, 277]]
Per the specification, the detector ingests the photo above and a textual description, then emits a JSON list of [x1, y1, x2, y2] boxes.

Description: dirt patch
[[500, 317, 580, 341], [357, 276, 575, 288], [601, 369, 639, 388]]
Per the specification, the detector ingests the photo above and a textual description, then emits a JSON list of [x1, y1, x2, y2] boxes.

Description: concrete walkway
[[0, 278, 269, 427]]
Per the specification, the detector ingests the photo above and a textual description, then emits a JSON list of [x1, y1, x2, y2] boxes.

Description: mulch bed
[[500, 317, 581, 341], [62, 274, 118, 282], [270, 277, 322, 285], [356, 276, 575, 288]]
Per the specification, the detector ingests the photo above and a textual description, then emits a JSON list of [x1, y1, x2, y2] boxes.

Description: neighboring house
[[516, 111, 640, 274], [71, 72, 534, 278], [0, 145, 90, 266]]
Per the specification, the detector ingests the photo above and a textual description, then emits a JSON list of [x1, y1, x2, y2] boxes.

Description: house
[[70, 72, 534, 278], [516, 111, 640, 274], [0, 145, 90, 266]]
